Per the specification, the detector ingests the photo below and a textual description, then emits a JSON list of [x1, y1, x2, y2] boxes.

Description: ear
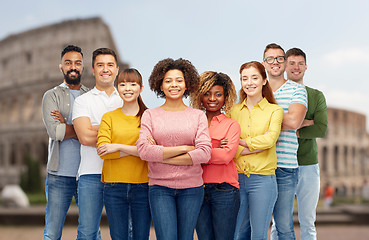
[[140, 85, 144, 93], [305, 64, 308, 71], [59, 64, 63, 73], [263, 79, 267, 86]]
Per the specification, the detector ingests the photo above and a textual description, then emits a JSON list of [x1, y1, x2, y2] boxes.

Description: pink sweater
[[137, 107, 212, 189]]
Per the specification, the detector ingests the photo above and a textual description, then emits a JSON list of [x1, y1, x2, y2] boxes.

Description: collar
[[211, 113, 226, 123], [59, 83, 88, 92], [241, 97, 268, 111], [90, 86, 118, 96]]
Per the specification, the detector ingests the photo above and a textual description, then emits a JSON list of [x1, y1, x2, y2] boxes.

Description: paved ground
[[1, 204, 369, 239], [1, 225, 369, 240]]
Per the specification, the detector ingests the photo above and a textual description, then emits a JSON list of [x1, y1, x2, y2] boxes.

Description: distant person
[[324, 183, 334, 209], [286, 47, 328, 240], [42, 45, 89, 240], [96, 68, 151, 240], [191, 71, 241, 239], [137, 58, 212, 240], [262, 43, 308, 240], [230, 61, 284, 239], [73, 48, 123, 240], [361, 180, 369, 201]]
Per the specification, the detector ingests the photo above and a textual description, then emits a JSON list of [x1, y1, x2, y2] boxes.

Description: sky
[[2, 0, 369, 125]]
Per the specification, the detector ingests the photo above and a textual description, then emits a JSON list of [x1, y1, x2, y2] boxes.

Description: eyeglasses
[[263, 56, 285, 64]]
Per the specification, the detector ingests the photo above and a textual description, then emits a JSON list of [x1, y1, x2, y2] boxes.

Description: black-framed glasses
[[263, 56, 285, 64]]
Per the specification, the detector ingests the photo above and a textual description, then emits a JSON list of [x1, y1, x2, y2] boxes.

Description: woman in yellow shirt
[[230, 61, 284, 240], [96, 68, 150, 240]]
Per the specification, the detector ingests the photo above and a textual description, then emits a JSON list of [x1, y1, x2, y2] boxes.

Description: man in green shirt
[[285, 48, 328, 240]]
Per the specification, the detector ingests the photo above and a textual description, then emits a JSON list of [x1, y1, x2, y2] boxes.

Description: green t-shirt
[[297, 86, 328, 165]]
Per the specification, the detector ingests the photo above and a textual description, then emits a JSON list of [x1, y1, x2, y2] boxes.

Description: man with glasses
[[286, 48, 327, 240], [262, 43, 307, 240]]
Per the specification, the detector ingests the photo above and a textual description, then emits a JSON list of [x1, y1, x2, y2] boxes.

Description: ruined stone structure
[[318, 108, 369, 198], [0, 17, 126, 188]]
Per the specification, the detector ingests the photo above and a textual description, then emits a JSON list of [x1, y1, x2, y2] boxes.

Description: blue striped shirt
[[274, 80, 307, 168]]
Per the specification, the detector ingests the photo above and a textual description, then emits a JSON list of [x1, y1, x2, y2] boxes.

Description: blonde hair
[[190, 71, 237, 115]]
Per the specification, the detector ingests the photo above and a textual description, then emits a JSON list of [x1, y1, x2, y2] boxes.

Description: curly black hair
[[148, 58, 199, 98], [61, 45, 83, 59]]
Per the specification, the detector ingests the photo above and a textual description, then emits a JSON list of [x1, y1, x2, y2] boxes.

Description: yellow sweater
[[229, 98, 283, 176], [97, 108, 149, 183]]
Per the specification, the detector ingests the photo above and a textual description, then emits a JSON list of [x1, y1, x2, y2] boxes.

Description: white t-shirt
[[72, 87, 123, 176]]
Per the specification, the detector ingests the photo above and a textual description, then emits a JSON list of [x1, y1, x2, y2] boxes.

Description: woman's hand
[[97, 143, 120, 156], [147, 136, 157, 145], [219, 138, 228, 148]]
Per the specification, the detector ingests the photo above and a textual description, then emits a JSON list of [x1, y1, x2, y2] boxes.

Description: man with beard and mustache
[[42, 45, 89, 240]]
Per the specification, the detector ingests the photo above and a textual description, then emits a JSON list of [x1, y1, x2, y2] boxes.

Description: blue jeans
[[196, 183, 240, 240], [271, 167, 299, 240], [77, 174, 104, 240], [149, 185, 204, 240], [43, 174, 78, 240], [234, 174, 277, 240], [104, 182, 151, 240], [296, 164, 320, 240]]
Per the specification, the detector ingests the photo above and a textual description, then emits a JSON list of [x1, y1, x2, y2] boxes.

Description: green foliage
[[20, 155, 42, 193]]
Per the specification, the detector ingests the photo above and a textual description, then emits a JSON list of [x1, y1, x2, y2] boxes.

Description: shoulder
[[306, 86, 325, 96]]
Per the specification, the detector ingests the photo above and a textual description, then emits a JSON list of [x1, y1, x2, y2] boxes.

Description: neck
[[269, 76, 286, 92], [246, 94, 263, 110], [161, 98, 187, 112], [121, 100, 139, 116], [205, 110, 221, 126], [294, 79, 304, 85], [64, 81, 81, 90], [96, 83, 115, 96]]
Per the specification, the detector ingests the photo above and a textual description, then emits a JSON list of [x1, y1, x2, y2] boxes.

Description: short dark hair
[[92, 48, 118, 67], [61, 45, 83, 59], [285, 48, 307, 63], [148, 58, 199, 98], [263, 43, 285, 58]]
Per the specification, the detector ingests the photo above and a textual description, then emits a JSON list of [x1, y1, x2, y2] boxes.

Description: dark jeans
[[196, 182, 240, 240]]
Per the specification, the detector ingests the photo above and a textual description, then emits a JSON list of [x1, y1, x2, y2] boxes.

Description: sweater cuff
[[55, 123, 66, 141]]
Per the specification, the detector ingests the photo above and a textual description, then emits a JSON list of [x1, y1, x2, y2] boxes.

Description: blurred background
[[0, 0, 369, 239]]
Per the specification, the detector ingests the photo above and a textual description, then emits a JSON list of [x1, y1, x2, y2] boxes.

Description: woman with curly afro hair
[[136, 58, 212, 240], [229, 61, 284, 240], [190, 71, 241, 240]]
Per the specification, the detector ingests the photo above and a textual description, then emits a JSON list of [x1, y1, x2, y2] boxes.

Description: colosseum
[[0, 17, 368, 198], [0, 17, 127, 188]]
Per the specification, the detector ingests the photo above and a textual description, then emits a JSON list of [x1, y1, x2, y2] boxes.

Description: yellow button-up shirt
[[229, 98, 283, 176]]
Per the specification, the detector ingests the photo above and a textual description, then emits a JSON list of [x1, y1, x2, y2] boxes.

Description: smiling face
[[201, 85, 225, 115], [160, 69, 187, 100], [117, 81, 142, 103], [92, 54, 119, 88], [60, 51, 83, 85], [263, 48, 286, 79], [286, 55, 307, 83], [241, 66, 266, 99]]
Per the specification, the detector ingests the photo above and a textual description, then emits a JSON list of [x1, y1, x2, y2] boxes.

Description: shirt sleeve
[[246, 107, 284, 151], [208, 121, 241, 165], [187, 112, 212, 164], [136, 110, 164, 162], [72, 95, 89, 120], [96, 112, 121, 160], [42, 89, 66, 141], [291, 84, 308, 108], [299, 90, 328, 139]]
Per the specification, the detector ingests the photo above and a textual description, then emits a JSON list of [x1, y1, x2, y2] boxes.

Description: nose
[[209, 94, 216, 101]]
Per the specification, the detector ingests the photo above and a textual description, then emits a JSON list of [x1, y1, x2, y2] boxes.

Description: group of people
[[42, 43, 327, 240]]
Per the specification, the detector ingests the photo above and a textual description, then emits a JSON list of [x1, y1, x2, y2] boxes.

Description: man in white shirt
[[73, 48, 122, 240]]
